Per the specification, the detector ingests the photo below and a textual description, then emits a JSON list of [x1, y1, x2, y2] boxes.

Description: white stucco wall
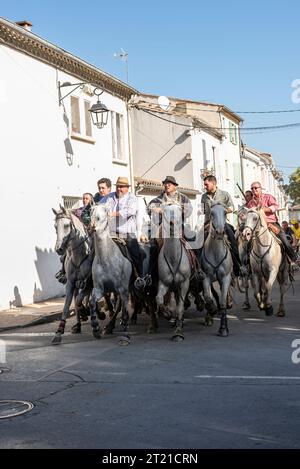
[[0, 44, 130, 309]]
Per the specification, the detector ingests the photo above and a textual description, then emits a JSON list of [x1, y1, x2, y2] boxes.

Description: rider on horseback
[[246, 182, 297, 264], [147, 175, 193, 239], [100, 176, 144, 286], [201, 175, 241, 277], [55, 192, 94, 284]]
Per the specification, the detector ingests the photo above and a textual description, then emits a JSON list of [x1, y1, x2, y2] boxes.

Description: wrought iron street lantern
[[88, 88, 109, 129]]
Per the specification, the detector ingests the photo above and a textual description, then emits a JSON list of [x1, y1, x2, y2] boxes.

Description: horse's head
[[237, 206, 248, 226], [210, 202, 227, 238], [52, 205, 73, 255], [90, 203, 110, 234], [242, 208, 262, 241], [161, 203, 183, 238]]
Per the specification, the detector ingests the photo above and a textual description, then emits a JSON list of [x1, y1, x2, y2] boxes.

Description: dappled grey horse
[[52, 206, 93, 344], [89, 204, 133, 343], [156, 203, 192, 341], [243, 207, 289, 316], [200, 202, 233, 336]]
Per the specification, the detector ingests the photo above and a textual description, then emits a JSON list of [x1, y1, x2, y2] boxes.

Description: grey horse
[[243, 207, 289, 316], [52, 206, 94, 344], [236, 206, 254, 310], [156, 203, 192, 341], [200, 202, 233, 336], [89, 204, 133, 344]]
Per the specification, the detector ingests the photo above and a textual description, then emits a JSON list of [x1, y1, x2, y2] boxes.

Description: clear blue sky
[[2, 0, 300, 181]]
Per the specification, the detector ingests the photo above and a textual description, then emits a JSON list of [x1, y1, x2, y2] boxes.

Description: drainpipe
[[126, 101, 134, 189]]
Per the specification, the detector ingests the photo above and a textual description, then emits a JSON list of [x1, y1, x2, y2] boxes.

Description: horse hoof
[[172, 334, 184, 342], [277, 311, 285, 317], [242, 303, 251, 310], [119, 336, 130, 346], [218, 329, 229, 337], [204, 316, 214, 326], [71, 323, 81, 334], [92, 328, 101, 339], [147, 326, 157, 334], [265, 306, 273, 316], [51, 333, 62, 345]]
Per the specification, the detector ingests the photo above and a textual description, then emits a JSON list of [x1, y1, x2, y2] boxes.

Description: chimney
[[15, 20, 33, 32]]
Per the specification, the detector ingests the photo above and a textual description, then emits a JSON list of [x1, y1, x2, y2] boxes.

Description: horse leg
[[90, 287, 103, 338], [264, 268, 278, 316], [218, 275, 231, 337], [172, 280, 190, 342], [52, 281, 74, 344], [71, 287, 82, 334], [276, 262, 289, 317], [242, 279, 251, 310], [202, 277, 217, 326], [147, 298, 158, 334], [156, 283, 172, 320], [252, 271, 264, 310], [118, 290, 131, 345]]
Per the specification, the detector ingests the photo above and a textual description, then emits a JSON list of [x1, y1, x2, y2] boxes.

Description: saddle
[[180, 238, 202, 278], [111, 236, 132, 263]]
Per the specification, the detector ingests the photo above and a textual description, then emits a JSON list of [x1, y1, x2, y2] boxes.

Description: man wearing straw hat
[[100, 176, 143, 281]]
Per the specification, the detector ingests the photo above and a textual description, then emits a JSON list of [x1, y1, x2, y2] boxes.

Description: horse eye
[[64, 223, 70, 228]]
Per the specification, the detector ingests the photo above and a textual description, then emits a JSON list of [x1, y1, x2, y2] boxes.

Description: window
[[62, 195, 81, 210], [229, 122, 238, 145], [71, 96, 80, 134], [229, 121, 238, 145], [111, 112, 125, 161], [202, 139, 207, 168], [70, 96, 93, 141], [84, 100, 92, 137]]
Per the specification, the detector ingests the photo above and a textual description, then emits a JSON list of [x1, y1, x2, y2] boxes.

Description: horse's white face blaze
[[211, 204, 226, 237], [55, 216, 72, 254], [91, 205, 109, 233], [242, 210, 259, 241], [162, 204, 183, 238]]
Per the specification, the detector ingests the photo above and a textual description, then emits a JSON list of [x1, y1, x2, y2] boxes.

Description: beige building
[[129, 93, 243, 229]]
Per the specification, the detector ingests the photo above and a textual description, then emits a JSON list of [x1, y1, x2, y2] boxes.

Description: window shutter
[[84, 100, 92, 137], [71, 96, 80, 134]]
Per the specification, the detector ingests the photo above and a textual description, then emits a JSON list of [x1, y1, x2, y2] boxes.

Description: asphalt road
[[1, 273, 300, 449]]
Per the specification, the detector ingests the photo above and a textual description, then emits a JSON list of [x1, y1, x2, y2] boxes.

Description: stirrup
[[56, 272, 67, 284], [134, 277, 145, 289]]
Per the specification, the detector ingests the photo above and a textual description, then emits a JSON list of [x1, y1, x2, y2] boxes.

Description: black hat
[[162, 176, 178, 186]]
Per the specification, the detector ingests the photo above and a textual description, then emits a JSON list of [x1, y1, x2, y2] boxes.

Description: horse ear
[[52, 208, 58, 216], [59, 203, 67, 214]]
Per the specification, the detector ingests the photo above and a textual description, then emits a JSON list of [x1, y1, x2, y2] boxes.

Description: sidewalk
[[0, 297, 66, 331]]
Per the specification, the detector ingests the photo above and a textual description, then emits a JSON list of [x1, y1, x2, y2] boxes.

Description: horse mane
[[70, 213, 87, 238]]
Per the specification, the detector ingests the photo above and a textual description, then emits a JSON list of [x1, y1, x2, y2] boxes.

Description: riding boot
[[276, 227, 298, 262], [126, 234, 145, 287], [225, 223, 241, 277]]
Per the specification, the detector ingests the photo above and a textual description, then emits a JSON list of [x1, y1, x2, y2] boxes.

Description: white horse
[[52, 206, 94, 344], [156, 203, 192, 341], [89, 204, 133, 344], [243, 208, 289, 316], [200, 203, 233, 336]]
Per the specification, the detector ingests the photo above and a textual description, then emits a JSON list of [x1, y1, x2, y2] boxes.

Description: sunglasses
[[251, 186, 261, 190]]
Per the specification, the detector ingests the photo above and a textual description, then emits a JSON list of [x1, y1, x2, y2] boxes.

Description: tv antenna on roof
[[114, 48, 129, 84]]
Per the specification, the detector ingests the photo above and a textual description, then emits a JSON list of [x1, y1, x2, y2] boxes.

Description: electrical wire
[[141, 108, 300, 133]]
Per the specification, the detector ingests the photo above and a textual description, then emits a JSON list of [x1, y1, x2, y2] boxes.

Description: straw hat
[[115, 176, 131, 187]]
